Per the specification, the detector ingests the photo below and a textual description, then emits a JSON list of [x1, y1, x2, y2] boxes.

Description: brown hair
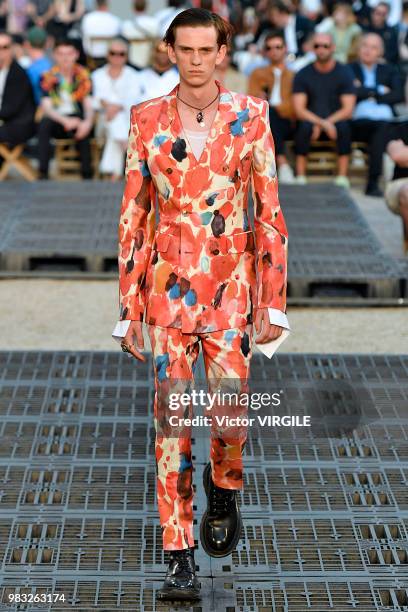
[[163, 8, 234, 49]]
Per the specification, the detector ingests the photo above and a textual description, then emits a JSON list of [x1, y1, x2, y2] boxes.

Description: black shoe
[[365, 182, 383, 197], [199, 462, 243, 557], [156, 547, 201, 601], [38, 171, 49, 180]]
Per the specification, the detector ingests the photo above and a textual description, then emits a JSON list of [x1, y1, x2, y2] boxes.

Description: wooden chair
[[0, 141, 37, 181], [54, 136, 104, 179]]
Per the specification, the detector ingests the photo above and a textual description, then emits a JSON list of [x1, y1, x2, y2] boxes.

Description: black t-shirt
[[292, 61, 356, 118], [391, 121, 408, 180]]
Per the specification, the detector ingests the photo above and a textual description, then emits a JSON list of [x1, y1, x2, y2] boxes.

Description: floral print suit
[[115, 79, 289, 550]]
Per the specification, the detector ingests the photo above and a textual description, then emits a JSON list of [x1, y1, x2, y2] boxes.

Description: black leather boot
[[156, 546, 201, 601], [199, 462, 243, 557]]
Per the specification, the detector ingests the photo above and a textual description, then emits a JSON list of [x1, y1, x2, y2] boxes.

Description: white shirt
[[81, 10, 122, 58], [269, 67, 282, 107], [0, 64, 10, 109], [284, 14, 298, 56], [121, 14, 159, 68], [155, 6, 185, 38], [136, 67, 180, 102], [91, 64, 143, 113]]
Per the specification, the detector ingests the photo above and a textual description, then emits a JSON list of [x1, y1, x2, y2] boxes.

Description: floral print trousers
[[146, 323, 254, 551]]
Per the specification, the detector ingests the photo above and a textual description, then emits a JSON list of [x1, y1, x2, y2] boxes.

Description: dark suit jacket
[[348, 61, 404, 114], [255, 13, 314, 57], [0, 59, 36, 125]]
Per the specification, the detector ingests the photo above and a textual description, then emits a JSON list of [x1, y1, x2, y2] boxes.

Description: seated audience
[[214, 46, 247, 94], [38, 37, 94, 179], [81, 0, 121, 68], [385, 129, 408, 254], [0, 30, 36, 148], [398, 1, 408, 78], [248, 30, 296, 182], [316, 2, 362, 63], [91, 37, 142, 180], [292, 31, 356, 187], [349, 32, 404, 196], [254, 0, 315, 61], [46, 0, 85, 41], [25, 26, 53, 105], [121, 0, 158, 69], [155, 0, 187, 40], [362, 1, 399, 65], [25, 0, 55, 31], [8, 0, 29, 33], [136, 39, 179, 102]]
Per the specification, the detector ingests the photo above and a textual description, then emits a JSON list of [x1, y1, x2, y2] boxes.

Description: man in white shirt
[[81, 0, 121, 66], [91, 37, 143, 179], [121, 0, 158, 68], [136, 39, 179, 102]]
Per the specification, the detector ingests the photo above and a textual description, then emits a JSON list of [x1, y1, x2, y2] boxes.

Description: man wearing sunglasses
[[91, 37, 142, 180], [292, 31, 356, 187], [248, 30, 296, 183]]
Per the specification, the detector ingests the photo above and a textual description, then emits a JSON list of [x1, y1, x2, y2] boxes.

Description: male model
[[112, 8, 289, 601]]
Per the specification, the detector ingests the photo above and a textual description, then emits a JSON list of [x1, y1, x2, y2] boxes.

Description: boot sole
[[156, 586, 201, 601], [200, 462, 243, 558]]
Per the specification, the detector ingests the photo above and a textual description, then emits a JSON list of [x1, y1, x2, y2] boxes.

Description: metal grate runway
[[0, 351, 408, 610]]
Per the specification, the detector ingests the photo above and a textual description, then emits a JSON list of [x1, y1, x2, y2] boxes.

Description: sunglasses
[[266, 44, 284, 50], [109, 50, 126, 57], [0, 44, 10, 50], [314, 43, 331, 49]]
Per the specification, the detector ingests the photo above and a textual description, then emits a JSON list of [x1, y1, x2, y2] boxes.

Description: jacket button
[[182, 211, 189, 216], [124, 219, 128, 224], [166, 167, 173, 174]]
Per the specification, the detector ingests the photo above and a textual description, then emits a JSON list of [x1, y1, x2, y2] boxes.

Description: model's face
[[312, 34, 334, 62], [359, 35, 382, 64], [167, 25, 226, 86], [264, 37, 286, 64]]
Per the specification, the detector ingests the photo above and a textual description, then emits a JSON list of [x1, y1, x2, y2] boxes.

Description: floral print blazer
[[117, 79, 288, 334]]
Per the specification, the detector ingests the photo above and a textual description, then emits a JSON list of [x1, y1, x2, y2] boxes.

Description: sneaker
[[156, 547, 201, 601], [295, 174, 308, 185], [278, 163, 295, 183], [365, 182, 383, 197], [334, 175, 350, 189]]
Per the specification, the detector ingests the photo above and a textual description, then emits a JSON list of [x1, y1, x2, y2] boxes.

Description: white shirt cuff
[[267, 308, 291, 330], [112, 319, 131, 344]]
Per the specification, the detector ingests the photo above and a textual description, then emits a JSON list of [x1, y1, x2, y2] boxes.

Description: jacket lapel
[[160, 79, 250, 172]]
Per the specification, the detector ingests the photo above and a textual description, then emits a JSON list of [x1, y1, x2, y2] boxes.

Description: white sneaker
[[334, 175, 350, 189], [278, 163, 295, 183], [295, 175, 308, 185]]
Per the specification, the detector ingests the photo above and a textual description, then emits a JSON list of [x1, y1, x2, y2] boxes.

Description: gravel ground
[[0, 278, 406, 354]]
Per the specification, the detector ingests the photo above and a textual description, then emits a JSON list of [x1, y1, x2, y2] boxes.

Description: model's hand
[[123, 320, 146, 362], [254, 309, 284, 343]]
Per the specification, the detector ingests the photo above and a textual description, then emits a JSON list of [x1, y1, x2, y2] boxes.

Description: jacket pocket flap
[[155, 232, 172, 252]]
